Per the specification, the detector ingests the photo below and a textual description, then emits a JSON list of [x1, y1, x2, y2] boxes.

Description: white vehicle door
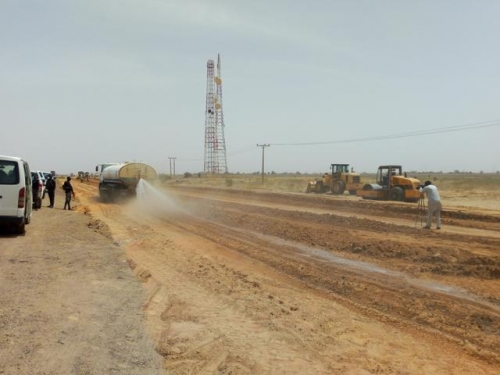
[[23, 162, 33, 218], [0, 159, 21, 217]]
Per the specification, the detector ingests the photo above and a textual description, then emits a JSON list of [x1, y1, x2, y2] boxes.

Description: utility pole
[[256, 144, 270, 183], [168, 157, 177, 178]]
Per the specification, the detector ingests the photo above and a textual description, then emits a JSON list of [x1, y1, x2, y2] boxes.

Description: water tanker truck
[[96, 162, 157, 202]]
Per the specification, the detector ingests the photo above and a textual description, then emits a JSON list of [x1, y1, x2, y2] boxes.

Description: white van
[[0, 155, 33, 234]]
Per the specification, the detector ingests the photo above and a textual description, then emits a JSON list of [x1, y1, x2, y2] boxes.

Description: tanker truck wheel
[[100, 190, 113, 203], [331, 181, 345, 195]]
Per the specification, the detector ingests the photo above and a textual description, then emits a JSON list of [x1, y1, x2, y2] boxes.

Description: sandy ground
[[2, 180, 500, 374], [0, 190, 163, 375]]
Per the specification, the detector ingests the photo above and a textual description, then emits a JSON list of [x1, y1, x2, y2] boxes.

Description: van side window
[[0, 161, 20, 185]]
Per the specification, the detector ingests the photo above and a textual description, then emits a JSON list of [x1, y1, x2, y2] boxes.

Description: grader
[[306, 164, 363, 195]]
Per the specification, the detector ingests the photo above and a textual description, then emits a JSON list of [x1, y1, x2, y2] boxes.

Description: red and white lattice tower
[[204, 54, 228, 174]]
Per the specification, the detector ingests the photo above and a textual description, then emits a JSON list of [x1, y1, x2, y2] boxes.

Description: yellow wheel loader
[[306, 164, 363, 195], [356, 165, 421, 203]]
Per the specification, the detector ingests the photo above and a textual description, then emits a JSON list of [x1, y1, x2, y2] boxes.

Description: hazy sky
[[2, 0, 500, 174]]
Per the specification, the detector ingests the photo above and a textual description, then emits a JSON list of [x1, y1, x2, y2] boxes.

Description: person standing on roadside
[[62, 177, 75, 210], [45, 175, 56, 208], [32, 175, 40, 210], [420, 180, 442, 230]]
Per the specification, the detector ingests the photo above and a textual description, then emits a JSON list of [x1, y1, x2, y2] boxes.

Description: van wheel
[[16, 220, 26, 235]]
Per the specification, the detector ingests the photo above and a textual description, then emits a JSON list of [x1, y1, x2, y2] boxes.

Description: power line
[[170, 118, 500, 164], [270, 119, 500, 146]]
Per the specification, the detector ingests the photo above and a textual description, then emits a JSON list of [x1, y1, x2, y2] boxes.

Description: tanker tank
[[98, 162, 157, 202]]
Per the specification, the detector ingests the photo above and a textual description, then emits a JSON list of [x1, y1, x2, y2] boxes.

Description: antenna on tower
[[204, 54, 228, 174]]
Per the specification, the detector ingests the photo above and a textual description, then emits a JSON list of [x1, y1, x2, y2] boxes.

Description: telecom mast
[[204, 54, 228, 174]]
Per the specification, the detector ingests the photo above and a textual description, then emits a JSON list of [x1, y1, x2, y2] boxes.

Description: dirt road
[[81, 181, 500, 373], [2, 180, 500, 374], [0, 191, 163, 375]]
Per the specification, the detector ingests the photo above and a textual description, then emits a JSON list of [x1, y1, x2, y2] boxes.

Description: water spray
[[135, 179, 187, 217]]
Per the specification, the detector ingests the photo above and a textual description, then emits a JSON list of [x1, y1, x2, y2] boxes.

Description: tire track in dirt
[[87, 207, 335, 373], [72, 190, 335, 373], [168, 186, 500, 232], [125, 213, 496, 374], [166, 188, 500, 239], [128, 233, 333, 374], [179, 195, 500, 282], [153, 212, 500, 366]]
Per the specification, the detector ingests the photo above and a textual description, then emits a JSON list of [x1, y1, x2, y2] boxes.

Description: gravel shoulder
[[0, 192, 163, 375]]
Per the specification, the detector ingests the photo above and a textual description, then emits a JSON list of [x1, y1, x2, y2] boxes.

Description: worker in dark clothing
[[62, 177, 75, 210], [32, 175, 40, 210], [45, 175, 56, 208]]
